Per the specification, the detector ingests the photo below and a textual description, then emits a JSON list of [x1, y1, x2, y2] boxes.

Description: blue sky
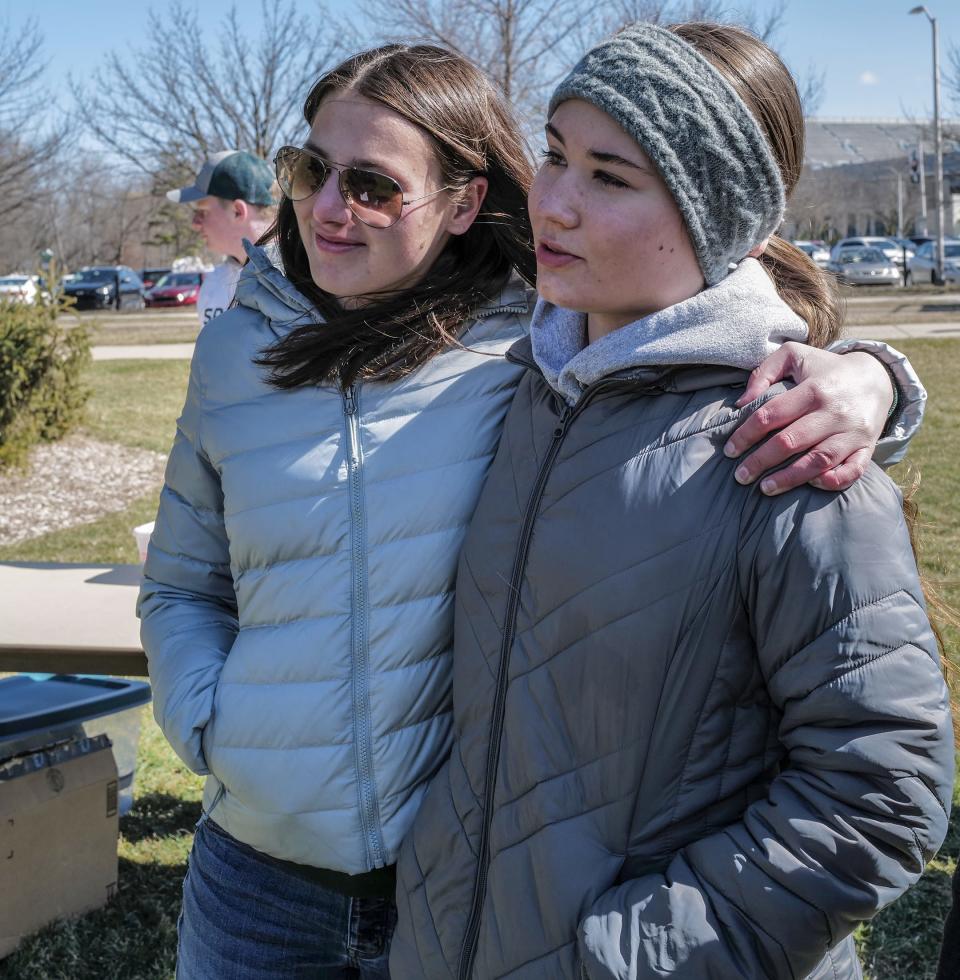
[[10, 0, 960, 127]]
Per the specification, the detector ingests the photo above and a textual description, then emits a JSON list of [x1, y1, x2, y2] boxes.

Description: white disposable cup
[[133, 521, 155, 564]]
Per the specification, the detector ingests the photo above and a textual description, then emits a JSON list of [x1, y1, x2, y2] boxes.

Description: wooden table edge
[[0, 644, 148, 677]]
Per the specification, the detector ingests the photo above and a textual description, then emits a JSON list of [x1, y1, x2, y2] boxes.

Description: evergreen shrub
[[0, 289, 90, 469]]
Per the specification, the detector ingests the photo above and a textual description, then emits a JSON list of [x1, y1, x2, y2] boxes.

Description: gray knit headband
[[549, 23, 786, 286]]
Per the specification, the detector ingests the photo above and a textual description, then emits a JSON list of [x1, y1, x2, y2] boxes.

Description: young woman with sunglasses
[[140, 43, 930, 979], [390, 24, 953, 980]]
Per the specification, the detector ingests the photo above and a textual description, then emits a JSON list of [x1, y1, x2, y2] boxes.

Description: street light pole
[[918, 140, 928, 236], [887, 167, 907, 282], [910, 5, 946, 284], [897, 171, 904, 238], [886, 166, 904, 237]]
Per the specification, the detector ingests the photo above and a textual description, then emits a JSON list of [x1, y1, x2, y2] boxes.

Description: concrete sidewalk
[[845, 322, 960, 340], [92, 343, 196, 360], [90, 320, 960, 362]]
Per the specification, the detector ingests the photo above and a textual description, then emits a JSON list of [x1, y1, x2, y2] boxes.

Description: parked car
[[63, 266, 145, 311], [908, 235, 935, 249], [889, 237, 917, 260], [830, 237, 909, 268], [906, 239, 960, 285], [793, 240, 830, 267], [144, 271, 205, 307], [140, 267, 172, 291], [0, 274, 43, 304], [827, 246, 901, 286]]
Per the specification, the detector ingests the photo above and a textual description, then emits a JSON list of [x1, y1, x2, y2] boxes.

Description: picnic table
[[0, 562, 148, 676]]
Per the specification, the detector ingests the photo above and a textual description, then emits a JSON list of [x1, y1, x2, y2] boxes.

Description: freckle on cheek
[[658, 245, 664, 252]]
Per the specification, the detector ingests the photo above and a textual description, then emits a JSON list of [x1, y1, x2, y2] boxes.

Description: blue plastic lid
[[0, 674, 152, 738]]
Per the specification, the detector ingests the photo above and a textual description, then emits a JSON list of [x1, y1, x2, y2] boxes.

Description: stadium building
[[786, 118, 960, 240]]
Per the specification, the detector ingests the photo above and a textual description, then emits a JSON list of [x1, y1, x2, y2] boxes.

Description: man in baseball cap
[[167, 150, 277, 326]]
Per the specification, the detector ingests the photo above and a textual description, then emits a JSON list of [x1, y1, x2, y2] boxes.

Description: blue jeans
[[177, 818, 397, 979]]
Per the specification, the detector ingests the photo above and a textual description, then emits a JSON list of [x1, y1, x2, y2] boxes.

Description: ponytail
[[757, 236, 843, 348]]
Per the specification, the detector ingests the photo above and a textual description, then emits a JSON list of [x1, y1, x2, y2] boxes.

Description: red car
[[144, 271, 204, 307], [140, 267, 171, 290]]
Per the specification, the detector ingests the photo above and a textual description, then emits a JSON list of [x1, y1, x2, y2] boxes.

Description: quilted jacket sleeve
[[827, 338, 926, 467], [136, 352, 237, 775], [578, 467, 954, 979]]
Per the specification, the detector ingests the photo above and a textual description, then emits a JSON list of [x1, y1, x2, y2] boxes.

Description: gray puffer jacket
[[391, 320, 953, 978]]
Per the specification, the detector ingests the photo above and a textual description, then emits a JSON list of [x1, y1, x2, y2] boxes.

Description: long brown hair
[[669, 22, 843, 349], [256, 44, 535, 389]]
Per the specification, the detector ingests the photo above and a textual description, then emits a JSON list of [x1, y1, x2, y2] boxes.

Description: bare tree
[[359, 0, 823, 125], [795, 65, 826, 116], [595, 0, 824, 112], [786, 160, 937, 243], [947, 43, 960, 118], [13, 158, 147, 269], [71, 0, 344, 179], [0, 145, 208, 274], [0, 18, 69, 220], [357, 0, 587, 121], [598, 0, 786, 39]]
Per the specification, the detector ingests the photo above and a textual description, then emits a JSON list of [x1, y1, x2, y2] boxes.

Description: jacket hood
[[530, 257, 807, 404], [235, 240, 532, 342], [234, 240, 319, 338]]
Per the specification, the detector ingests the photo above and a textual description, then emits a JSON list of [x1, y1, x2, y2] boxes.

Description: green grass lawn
[[61, 310, 200, 348], [0, 360, 189, 566], [0, 344, 958, 978], [81, 359, 190, 455], [857, 340, 960, 980], [87, 323, 201, 347]]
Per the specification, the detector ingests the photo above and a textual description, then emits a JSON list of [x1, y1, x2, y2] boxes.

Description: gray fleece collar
[[549, 23, 786, 286], [531, 257, 807, 404]]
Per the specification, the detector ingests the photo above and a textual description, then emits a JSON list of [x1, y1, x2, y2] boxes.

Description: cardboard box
[[0, 735, 118, 958]]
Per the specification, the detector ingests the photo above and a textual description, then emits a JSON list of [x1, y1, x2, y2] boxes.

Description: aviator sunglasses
[[274, 144, 451, 229]]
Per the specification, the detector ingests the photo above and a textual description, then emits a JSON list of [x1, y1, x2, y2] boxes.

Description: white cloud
[[859, 71, 880, 86]]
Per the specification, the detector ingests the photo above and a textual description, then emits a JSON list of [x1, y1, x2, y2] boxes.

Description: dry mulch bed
[[0, 435, 166, 545]]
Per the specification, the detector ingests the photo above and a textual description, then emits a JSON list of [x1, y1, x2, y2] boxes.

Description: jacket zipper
[[473, 303, 528, 319], [456, 380, 638, 979], [343, 383, 385, 869], [456, 400, 573, 979]]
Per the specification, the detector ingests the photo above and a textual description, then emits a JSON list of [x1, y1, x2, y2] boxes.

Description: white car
[[827, 247, 902, 287], [830, 237, 910, 268], [906, 239, 960, 285], [0, 274, 42, 304], [793, 240, 831, 268]]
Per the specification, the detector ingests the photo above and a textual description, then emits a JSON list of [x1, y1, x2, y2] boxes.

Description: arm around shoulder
[[828, 338, 927, 466]]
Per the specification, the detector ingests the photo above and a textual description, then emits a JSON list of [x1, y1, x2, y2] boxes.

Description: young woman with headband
[[140, 41, 930, 979], [391, 24, 953, 980]]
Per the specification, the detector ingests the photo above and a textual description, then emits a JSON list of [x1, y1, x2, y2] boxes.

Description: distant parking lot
[[56, 290, 960, 348]]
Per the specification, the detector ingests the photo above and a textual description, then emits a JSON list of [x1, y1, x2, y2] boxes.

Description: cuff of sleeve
[[827, 337, 927, 467], [171, 725, 211, 776]]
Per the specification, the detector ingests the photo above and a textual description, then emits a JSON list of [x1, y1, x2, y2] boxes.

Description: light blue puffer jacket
[[137, 246, 531, 873]]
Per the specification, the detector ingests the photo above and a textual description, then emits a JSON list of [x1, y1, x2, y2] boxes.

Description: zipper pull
[[553, 405, 572, 439], [343, 385, 357, 415]]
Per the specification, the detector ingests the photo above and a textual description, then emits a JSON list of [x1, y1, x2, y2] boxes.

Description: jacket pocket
[[200, 704, 217, 775]]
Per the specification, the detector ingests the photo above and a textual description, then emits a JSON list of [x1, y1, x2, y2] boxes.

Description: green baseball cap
[[167, 150, 275, 206]]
